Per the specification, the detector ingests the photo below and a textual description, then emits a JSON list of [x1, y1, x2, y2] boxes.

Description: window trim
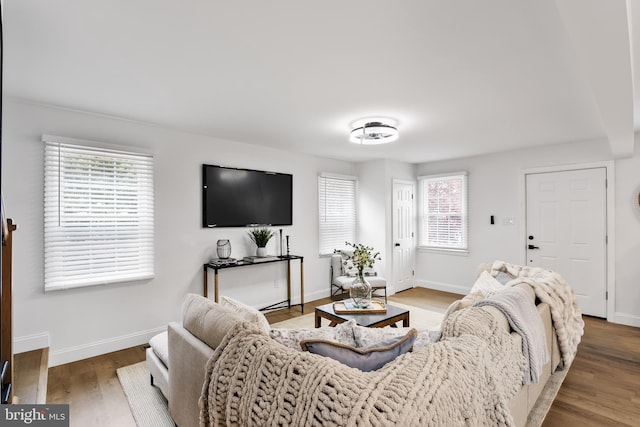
[[418, 171, 468, 252], [43, 135, 155, 291], [318, 172, 357, 256]]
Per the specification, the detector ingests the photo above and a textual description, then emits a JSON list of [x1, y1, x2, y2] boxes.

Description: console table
[[203, 255, 304, 312]]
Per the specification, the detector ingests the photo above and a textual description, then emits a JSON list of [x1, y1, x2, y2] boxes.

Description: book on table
[[243, 256, 279, 263]]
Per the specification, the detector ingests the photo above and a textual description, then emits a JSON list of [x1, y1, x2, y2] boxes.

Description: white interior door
[[525, 168, 607, 317], [392, 180, 415, 293]]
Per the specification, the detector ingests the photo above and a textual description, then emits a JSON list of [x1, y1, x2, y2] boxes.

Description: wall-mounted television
[[202, 164, 293, 228]]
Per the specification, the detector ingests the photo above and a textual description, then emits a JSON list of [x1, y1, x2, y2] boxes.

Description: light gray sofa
[[160, 284, 561, 427]]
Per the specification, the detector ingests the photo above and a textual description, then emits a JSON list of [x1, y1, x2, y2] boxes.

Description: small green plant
[[334, 242, 381, 271], [248, 227, 274, 248]]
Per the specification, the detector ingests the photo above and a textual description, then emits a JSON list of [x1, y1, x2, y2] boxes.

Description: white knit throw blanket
[[475, 286, 550, 384], [489, 261, 585, 368], [200, 307, 527, 427]]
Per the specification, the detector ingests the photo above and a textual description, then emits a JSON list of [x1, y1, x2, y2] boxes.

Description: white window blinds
[[419, 173, 468, 250], [44, 137, 154, 290], [318, 174, 356, 255]]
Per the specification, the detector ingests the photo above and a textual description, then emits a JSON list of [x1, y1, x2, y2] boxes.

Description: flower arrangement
[[335, 242, 381, 272], [248, 227, 274, 248]]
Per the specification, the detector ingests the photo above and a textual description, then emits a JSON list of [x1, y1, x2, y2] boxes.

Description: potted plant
[[248, 227, 274, 257]]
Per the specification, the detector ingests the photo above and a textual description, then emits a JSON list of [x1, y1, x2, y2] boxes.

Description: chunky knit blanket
[[475, 286, 550, 384], [200, 307, 527, 427], [489, 261, 584, 368]]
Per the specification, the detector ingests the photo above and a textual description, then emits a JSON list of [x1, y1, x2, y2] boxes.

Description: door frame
[[519, 161, 615, 322], [391, 179, 417, 293]]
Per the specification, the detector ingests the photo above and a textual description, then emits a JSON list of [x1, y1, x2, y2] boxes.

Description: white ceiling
[[3, 0, 638, 163]]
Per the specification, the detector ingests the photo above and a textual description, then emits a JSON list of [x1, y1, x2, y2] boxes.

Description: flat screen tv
[[202, 164, 293, 228]]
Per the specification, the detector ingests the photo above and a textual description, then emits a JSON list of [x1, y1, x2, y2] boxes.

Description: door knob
[[394, 243, 400, 247], [528, 244, 539, 250]]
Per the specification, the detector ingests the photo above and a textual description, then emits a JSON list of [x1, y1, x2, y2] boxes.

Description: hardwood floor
[[544, 315, 640, 426], [47, 346, 146, 427], [23, 288, 639, 426], [13, 347, 48, 404]]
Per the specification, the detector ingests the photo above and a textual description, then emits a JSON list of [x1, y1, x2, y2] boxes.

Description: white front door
[[525, 168, 607, 317], [392, 180, 415, 293]]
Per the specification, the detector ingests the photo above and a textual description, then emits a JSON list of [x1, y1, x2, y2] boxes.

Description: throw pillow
[[300, 329, 417, 372], [470, 270, 505, 298], [362, 265, 376, 276], [219, 295, 271, 334], [352, 325, 441, 350], [182, 294, 248, 349], [343, 259, 359, 277], [343, 259, 376, 277], [269, 319, 357, 351]]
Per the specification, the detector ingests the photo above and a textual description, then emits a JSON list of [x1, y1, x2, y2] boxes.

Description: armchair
[[330, 254, 387, 302]]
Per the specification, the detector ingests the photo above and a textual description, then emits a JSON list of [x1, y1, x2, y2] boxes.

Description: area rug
[[116, 362, 174, 427], [271, 301, 445, 329]]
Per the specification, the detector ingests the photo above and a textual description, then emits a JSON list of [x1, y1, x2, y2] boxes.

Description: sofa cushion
[[353, 325, 441, 350], [270, 319, 357, 350], [149, 331, 169, 367], [300, 328, 417, 372], [182, 293, 248, 349], [220, 295, 271, 333]]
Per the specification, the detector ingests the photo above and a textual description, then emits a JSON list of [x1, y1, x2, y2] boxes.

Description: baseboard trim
[[415, 279, 468, 296], [304, 288, 330, 303], [48, 326, 166, 367], [609, 311, 640, 328], [14, 333, 50, 355]]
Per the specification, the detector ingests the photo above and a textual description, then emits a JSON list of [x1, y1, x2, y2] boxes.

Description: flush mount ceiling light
[[349, 120, 399, 145]]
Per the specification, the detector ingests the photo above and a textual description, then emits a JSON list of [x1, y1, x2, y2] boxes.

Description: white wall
[[415, 138, 640, 327], [3, 99, 355, 365], [356, 160, 387, 280], [357, 160, 416, 292], [613, 150, 640, 323]]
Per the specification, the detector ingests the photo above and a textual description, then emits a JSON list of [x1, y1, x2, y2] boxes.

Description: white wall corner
[[304, 287, 330, 304], [48, 326, 166, 367], [14, 332, 51, 354]]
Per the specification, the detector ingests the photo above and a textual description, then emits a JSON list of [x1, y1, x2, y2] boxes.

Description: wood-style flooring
[[13, 287, 639, 427]]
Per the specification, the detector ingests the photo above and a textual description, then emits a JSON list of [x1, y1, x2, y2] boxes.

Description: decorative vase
[[216, 239, 231, 259], [256, 247, 268, 257], [350, 268, 372, 308]]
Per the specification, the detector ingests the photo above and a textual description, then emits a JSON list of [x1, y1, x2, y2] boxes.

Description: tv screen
[[202, 164, 293, 227]]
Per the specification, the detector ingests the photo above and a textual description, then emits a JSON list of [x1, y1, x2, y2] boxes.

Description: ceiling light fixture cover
[[349, 121, 399, 145]]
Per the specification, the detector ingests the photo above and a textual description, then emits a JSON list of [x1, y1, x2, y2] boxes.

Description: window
[[318, 174, 356, 255], [44, 136, 154, 290], [418, 172, 468, 250]]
